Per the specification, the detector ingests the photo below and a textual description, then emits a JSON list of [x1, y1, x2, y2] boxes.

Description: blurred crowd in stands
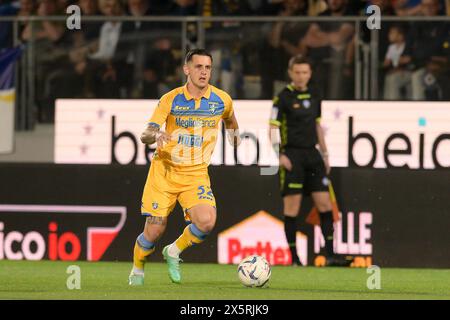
[[0, 0, 449, 122]]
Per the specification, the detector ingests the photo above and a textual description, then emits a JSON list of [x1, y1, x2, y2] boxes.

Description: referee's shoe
[[292, 256, 303, 266]]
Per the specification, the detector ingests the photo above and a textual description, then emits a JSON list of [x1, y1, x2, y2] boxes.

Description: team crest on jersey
[[208, 102, 219, 114], [293, 103, 301, 109], [152, 202, 158, 209], [303, 100, 311, 108]]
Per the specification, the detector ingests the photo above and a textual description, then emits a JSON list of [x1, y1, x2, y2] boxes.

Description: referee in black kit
[[269, 55, 352, 267]]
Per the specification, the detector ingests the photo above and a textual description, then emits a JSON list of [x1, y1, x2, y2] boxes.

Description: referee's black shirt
[[270, 84, 322, 151]]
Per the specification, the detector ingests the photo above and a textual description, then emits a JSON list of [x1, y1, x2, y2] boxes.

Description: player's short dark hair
[[185, 49, 213, 64], [288, 55, 313, 70]]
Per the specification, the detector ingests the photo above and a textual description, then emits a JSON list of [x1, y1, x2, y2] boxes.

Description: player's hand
[[155, 131, 171, 148], [226, 129, 241, 147], [279, 154, 292, 171]]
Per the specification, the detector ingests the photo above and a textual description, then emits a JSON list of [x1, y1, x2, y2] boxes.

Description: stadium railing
[[0, 15, 449, 129]]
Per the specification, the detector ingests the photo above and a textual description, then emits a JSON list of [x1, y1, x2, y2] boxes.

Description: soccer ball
[[237, 255, 271, 288]]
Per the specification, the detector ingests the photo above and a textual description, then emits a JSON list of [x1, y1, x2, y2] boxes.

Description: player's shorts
[[141, 158, 216, 219], [280, 147, 329, 197]]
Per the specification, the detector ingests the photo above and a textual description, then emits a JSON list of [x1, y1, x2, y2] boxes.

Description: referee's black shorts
[[279, 147, 329, 197]]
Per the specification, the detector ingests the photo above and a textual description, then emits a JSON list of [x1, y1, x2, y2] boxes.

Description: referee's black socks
[[284, 216, 300, 264], [320, 211, 335, 257]]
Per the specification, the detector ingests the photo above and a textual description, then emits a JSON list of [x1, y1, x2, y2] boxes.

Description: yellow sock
[[174, 224, 208, 253], [133, 233, 155, 271]]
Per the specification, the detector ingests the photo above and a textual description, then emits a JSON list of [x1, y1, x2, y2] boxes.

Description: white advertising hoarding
[[55, 100, 450, 169], [322, 101, 450, 169], [55, 99, 277, 166]]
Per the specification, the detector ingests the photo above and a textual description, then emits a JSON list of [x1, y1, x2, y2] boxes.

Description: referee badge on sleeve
[[303, 100, 311, 108]]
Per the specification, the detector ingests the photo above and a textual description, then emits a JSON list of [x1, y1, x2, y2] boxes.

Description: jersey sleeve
[[316, 89, 323, 124], [316, 100, 322, 123], [269, 95, 283, 127], [148, 93, 171, 128], [221, 92, 234, 120]]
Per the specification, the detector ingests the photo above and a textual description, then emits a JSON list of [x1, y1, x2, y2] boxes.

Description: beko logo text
[[348, 117, 449, 168]]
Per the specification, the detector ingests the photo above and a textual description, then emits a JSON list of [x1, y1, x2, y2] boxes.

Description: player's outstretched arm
[[223, 113, 241, 147], [140, 125, 171, 148]]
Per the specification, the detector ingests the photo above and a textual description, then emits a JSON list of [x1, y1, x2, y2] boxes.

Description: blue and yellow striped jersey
[[148, 84, 233, 173]]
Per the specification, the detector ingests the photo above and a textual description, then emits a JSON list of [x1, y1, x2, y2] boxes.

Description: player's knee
[[193, 209, 216, 233], [196, 216, 215, 233]]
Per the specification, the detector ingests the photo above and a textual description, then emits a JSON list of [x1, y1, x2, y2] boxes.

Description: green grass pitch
[[0, 260, 449, 300]]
